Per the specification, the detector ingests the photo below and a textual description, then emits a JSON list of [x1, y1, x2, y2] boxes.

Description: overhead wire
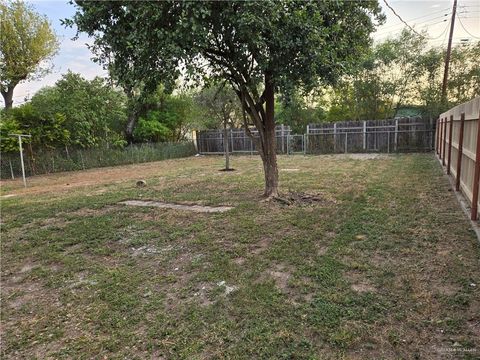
[[375, 14, 449, 35], [382, 0, 430, 37], [456, 13, 480, 39], [376, 9, 450, 32]]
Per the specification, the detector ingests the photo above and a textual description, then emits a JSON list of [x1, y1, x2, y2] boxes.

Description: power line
[[377, 9, 451, 32], [382, 0, 428, 37], [375, 17, 450, 40], [428, 19, 451, 40], [376, 15, 449, 35], [456, 14, 480, 39]]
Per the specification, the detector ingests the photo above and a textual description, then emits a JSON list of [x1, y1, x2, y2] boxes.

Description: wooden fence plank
[[455, 113, 466, 191], [448, 115, 453, 174], [443, 117, 447, 165], [471, 111, 480, 220]]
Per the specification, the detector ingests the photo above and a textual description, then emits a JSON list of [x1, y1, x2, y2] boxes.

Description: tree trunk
[[1, 85, 15, 110], [223, 121, 230, 170], [125, 111, 137, 144], [235, 73, 279, 198], [260, 73, 279, 198]]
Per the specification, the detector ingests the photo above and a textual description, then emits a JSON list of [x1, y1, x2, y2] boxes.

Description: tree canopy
[[0, 0, 59, 109], [69, 0, 384, 197]]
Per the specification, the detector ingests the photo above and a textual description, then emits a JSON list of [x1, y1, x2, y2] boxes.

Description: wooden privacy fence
[[436, 96, 480, 220], [196, 117, 434, 155]]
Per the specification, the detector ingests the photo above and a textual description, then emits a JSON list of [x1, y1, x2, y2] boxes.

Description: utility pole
[[9, 134, 31, 188], [441, 0, 457, 105]]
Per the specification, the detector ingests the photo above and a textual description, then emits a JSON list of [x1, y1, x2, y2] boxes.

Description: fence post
[[8, 160, 14, 179], [306, 125, 309, 155], [333, 123, 337, 153], [394, 119, 398, 152], [471, 111, 480, 220], [447, 115, 453, 174], [80, 150, 85, 170], [387, 131, 390, 153], [363, 121, 366, 150], [435, 118, 440, 154], [230, 129, 234, 153], [455, 113, 465, 192], [442, 116, 448, 166], [344, 133, 348, 154]]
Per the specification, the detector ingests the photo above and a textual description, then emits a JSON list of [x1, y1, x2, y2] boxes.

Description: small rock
[[225, 285, 238, 295], [469, 283, 476, 287], [355, 234, 367, 240], [136, 180, 147, 187]]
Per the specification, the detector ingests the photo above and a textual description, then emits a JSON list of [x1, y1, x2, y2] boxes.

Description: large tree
[[68, 0, 383, 197], [0, 0, 59, 110]]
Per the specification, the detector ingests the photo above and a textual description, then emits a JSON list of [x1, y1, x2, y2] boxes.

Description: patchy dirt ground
[[0, 156, 214, 196], [1, 154, 479, 359]]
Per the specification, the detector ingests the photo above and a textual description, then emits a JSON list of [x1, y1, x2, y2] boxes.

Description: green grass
[[1, 154, 479, 359]]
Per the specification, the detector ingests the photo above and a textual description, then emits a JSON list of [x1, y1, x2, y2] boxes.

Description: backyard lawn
[[1, 154, 479, 359]]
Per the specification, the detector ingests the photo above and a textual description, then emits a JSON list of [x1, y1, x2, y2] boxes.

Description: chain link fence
[[1, 142, 196, 179]]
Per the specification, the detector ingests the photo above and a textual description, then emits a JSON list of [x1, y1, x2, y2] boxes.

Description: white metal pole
[[18, 136, 26, 188]]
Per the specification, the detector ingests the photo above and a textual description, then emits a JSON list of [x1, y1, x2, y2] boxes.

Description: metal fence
[[196, 117, 435, 155], [1, 142, 196, 179], [196, 125, 292, 155]]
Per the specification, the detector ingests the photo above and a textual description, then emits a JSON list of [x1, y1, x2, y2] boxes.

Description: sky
[[11, 0, 480, 107]]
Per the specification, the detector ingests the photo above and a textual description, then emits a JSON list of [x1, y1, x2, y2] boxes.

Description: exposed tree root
[[270, 191, 325, 206]]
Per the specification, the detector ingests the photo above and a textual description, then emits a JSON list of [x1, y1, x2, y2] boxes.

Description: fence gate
[[287, 134, 305, 154]]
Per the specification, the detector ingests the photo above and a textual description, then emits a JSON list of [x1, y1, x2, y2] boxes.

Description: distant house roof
[[395, 106, 423, 117]]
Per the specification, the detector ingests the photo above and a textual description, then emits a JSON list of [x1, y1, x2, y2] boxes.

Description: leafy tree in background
[[0, 0, 59, 109], [195, 84, 242, 170], [69, 0, 383, 197], [324, 29, 479, 122], [29, 72, 127, 148], [133, 85, 198, 143], [326, 29, 426, 121], [0, 116, 24, 153], [277, 91, 326, 133], [7, 103, 70, 149], [413, 41, 480, 118]]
